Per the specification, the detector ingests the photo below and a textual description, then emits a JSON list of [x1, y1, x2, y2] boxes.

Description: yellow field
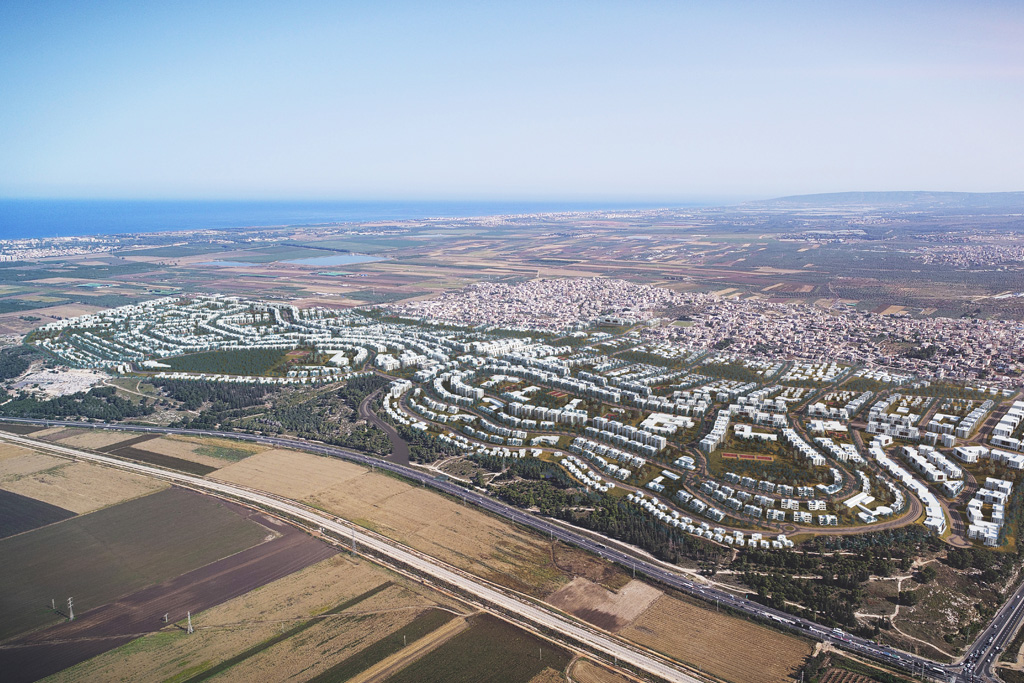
[[527, 667, 572, 683], [0, 442, 166, 513], [0, 443, 64, 478], [211, 448, 367, 494], [31, 426, 84, 440], [55, 430, 142, 450], [570, 659, 634, 683], [618, 594, 812, 683], [214, 599, 443, 682], [212, 449, 572, 596]]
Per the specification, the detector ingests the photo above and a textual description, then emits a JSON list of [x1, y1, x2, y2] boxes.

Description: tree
[[898, 590, 920, 606]]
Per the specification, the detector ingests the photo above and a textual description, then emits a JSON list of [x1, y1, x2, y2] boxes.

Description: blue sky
[[1, 1, 1021, 201]]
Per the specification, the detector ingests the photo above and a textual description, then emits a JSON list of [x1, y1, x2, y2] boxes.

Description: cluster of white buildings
[[780, 362, 847, 384], [569, 437, 642, 479], [900, 445, 963, 483], [560, 454, 615, 493], [782, 428, 827, 467], [992, 401, 1024, 452], [870, 440, 947, 535], [814, 437, 864, 465], [954, 444, 1024, 470], [966, 478, 1013, 546]]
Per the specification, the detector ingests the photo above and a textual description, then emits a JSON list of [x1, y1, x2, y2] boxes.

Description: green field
[[125, 245, 230, 258], [0, 487, 269, 641], [163, 347, 289, 376], [385, 613, 571, 683], [0, 298, 69, 314], [194, 443, 257, 462]]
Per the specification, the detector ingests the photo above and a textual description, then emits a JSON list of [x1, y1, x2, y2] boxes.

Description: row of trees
[[493, 477, 729, 565]]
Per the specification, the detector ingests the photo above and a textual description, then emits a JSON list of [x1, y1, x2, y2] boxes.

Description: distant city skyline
[[1, 1, 1022, 200]]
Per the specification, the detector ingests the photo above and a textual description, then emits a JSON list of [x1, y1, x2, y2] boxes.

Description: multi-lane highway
[[956, 579, 1024, 682], [2, 416, 1020, 682]]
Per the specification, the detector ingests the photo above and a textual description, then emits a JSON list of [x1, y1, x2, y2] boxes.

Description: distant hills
[[744, 191, 1024, 211]]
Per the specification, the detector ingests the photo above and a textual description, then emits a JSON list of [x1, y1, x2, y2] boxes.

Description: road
[[0, 416, 1011, 682], [358, 389, 410, 465], [955, 578, 1024, 682], [0, 426, 701, 683]]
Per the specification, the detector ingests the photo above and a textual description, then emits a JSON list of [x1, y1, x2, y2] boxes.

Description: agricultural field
[[0, 422, 47, 435], [132, 434, 264, 465], [6, 515, 335, 683], [0, 440, 64, 477], [298, 608, 460, 683], [805, 651, 917, 683], [47, 429, 266, 471], [385, 613, 572, 683], [0, 439, 167, 514], [0, 488, 74, 538], [47, 553, 471, 683], [50, 428, 146, 450], [0, 456, 167, 514], [93, 434, 219, 475], [546, 577, 662, 630], [618, 593, 813, 683], [0, 486, 270, 641], [569, 659, 635, 683], [211, 448, 572, 596]]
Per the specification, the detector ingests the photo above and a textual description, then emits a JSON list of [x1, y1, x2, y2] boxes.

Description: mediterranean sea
[[0, 199, 679, 240]]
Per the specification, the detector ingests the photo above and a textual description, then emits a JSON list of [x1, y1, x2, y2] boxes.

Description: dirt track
[[0, 500, 336, 683]]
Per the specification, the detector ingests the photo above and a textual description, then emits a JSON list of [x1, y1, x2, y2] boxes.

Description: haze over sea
[[0, 199, 687, 240]]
